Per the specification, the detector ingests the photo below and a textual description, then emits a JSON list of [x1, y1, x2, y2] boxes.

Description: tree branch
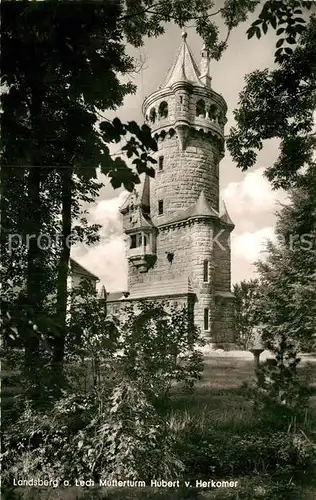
[[118, 0, 171, 22]]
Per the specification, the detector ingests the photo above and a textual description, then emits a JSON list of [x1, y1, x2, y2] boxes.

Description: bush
[[2, 299, 204, 487], [116, 301, 204, 409], [176, 428, 316, 481], [2, 381, 184, 488], [254, 357, 313, 429]]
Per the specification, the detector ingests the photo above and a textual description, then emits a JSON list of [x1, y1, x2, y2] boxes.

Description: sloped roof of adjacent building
[[70, 258, 99, 281], [106, 291, 129, 302], [159, 32, 202, 89], [128, 277, 195, 300]]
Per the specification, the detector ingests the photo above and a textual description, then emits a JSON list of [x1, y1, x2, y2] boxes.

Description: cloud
[[71, 191, 129, 290], [223, 167, 289, 217], [72, 236, 128, 292], [232, 226, 277, 263], [90, 190, 128, 235]]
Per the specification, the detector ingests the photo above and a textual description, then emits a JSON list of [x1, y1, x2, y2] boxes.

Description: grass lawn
[[170, 355, 316, 433]]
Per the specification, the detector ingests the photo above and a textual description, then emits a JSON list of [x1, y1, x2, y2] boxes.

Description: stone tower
[[108, 33, 235, 346]]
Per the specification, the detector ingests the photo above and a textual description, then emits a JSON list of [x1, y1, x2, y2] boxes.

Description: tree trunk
[[53, 166, 72, 383], [24, 89, 45, 400], [25, 166, 42, 381]]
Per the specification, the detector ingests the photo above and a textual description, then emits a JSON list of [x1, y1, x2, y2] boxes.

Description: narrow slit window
[[203, 260, 209, 282], [158, 200, 164, 215], [204, 308, 209, 331], [158, 156, 164, 171]]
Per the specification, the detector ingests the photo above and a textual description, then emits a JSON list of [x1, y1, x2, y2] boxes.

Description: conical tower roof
[[100, 285, 107, 300], [120, 175, 150, 214], [159, 32, 202, 89], [168, 190, 219, 224], [140, 174, 150, 207], [219, 197, 234, 227], [192, 190, 219, 217]]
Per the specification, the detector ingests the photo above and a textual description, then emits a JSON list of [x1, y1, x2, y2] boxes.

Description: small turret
[[200, 45, 212, 88], [219, 198, 235, 228], [143, 33, 227, 154], [120, 176, 157, 273]]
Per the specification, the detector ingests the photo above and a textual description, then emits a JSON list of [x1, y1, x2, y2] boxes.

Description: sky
[[71, 7, 290, 292]]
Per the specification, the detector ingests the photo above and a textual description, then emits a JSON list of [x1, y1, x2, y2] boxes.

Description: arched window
[[196, 99, 206, 118], [158, 101, 168, 119], [169, 128, 175, 138], [203, 260, 209, 282], [149, 107, 156, 123], [209, 104, 218, 121]]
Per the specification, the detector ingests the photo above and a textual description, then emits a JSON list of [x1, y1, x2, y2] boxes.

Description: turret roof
[[140, 174, 150, 207], [159, 32, 202, 89], [120, 175, 150, 214], [219, 198, 234, 227], [136, 206, 155, 230], [167, 190, 219, 224]]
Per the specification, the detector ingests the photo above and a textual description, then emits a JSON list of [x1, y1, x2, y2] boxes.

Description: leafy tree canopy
[[227, 14, 316, 189], [233, 279, 261, 349]]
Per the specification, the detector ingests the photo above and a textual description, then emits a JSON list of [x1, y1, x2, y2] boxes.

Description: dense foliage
[[227, 6, 316, 430], [2, 298, 202, 488], [251, 172, 316, 425], [228, 15, 316, 188]]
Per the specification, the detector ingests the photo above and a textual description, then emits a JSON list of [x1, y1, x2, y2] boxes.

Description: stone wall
[[106, 291, 236, 346], [189, 221, 214, 335], [106, 294, 191, 320], [213, 224, 232, 292], [128, 218, 229, 338], [150, 133, 220, 223], [128, 222, 193, 289]]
